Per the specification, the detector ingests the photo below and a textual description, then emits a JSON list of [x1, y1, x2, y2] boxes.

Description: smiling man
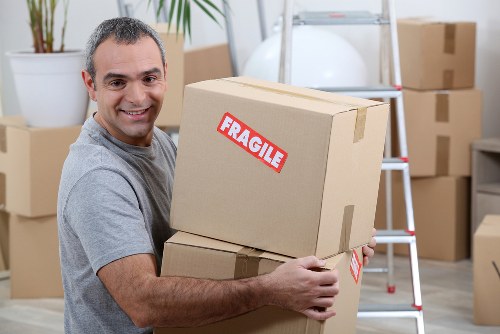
[[57, 17, 376, 334]]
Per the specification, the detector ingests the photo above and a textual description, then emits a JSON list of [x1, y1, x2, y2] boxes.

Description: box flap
[[476, 215, 500, 237], [187, 76, 383, 117]]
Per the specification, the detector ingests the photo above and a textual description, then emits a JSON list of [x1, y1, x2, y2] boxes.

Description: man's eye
[[109, 80, 124, 88], [144, 76, 157, 83]]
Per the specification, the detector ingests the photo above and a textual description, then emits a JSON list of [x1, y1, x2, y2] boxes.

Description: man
[[58, 17, 376, 334]]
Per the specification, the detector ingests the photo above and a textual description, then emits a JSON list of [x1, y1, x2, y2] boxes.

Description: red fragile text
[[217, 112, 288, 173]]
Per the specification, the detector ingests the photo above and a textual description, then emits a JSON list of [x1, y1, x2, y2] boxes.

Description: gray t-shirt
[[57, 116, 176, 334]]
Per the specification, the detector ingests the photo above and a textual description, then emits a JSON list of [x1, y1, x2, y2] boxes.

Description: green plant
[[151, 0, 228, 39], [26, 0, 69, 53]]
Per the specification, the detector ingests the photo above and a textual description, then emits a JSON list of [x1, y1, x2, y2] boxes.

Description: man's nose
[[126, 82, 146, 105]]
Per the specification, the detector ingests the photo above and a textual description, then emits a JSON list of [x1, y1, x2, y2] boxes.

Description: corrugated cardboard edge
[[166, 232, 339, 270]]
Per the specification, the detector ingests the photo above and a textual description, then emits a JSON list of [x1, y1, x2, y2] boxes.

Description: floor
[[0, 256, 498, 333]]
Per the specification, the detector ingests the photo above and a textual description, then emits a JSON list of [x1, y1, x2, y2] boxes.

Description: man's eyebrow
[[102, 68, 163, 82]]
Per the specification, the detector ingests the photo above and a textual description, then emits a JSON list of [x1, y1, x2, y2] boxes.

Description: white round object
[[243, 26, 368, 88], [6, 50, 89, 127]]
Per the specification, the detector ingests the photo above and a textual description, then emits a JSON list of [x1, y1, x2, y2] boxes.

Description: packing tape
[[353, 107, 367, 143], [443, 70, 454, 88], [436, 93, 449, 123], [444, 24, 456, 54], [221, 78, 366, 109], [0, 125, 6, 153], [436, 136, 450, 176], [234, 247, 264, 279], [339, 205, 355, 253]]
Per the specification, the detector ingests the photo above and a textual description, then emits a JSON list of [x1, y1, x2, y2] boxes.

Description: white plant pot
[[6, 50, 88, 127]]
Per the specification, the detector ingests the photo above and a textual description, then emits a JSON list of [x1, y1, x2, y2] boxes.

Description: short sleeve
[[63, 168, 154, 274]]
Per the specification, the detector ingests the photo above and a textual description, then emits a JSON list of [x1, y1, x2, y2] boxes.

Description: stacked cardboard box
[[155, 77, 389, 333], [0, 116, 80, 297], [473, 215, 500, 325], [374, 19, 481, 261]]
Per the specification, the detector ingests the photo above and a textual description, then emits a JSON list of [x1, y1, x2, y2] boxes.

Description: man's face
[[82, 36, 167, 146]]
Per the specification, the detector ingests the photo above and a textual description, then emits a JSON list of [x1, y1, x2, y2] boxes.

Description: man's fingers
[[296, 256, 325, 270], [302, 308, 337, 321], [316, 268, 339, 286]]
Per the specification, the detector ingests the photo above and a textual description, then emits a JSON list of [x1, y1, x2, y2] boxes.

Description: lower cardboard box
[[375, 174, 470, 261], [155, 232, 364, 334], [0, 210, 9, 271], [10, 214, 63, 298], [473, 215, 500, 326]]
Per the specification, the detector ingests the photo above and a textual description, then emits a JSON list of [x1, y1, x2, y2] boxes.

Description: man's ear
[[82, 70, 97, 101], [163, 62, 168, 93]]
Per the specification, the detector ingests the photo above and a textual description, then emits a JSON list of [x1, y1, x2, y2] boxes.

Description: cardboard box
[[184, 44, 233, 85], [0, 116, 81, 217], [0, 210, 9, 271], [152, 24, 185, 129], [172, 77, 389, 258], [473, 215, 500, 325], [398, 19, 476, 90], [403, 88, 482, 177], [155, 232, 364, 334], [10, 214, 63, 298], [375, 174, 470, 261]]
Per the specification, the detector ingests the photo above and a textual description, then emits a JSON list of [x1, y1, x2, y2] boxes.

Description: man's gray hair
[[85, 17, 166, 84]]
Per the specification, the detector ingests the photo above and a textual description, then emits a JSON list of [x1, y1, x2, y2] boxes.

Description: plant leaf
[[192, 0, 221, 28], [176, 0, 183, 36], [167, 0, 177, 33]]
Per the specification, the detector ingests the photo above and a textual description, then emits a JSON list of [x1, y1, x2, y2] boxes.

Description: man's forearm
[[140, 274, 271, 328]]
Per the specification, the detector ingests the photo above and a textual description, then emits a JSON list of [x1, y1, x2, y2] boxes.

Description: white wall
[[1, 0, 499, 137]]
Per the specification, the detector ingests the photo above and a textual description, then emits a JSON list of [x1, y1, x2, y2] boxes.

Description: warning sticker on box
[[350, 249, 362, 284], [217, 112, 288, 173]]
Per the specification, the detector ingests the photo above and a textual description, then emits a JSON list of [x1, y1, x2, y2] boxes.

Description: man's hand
[[362, 228, 377, 266], [264, 256, 340, 321]]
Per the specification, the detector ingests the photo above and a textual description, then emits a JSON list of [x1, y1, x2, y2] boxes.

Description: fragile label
[[217, 112, 288, 173], [350, 249, 362, 284]]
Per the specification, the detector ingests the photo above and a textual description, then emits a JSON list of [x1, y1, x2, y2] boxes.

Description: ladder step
[[363, 267, 389, 273], [295, 11, 390, 26], [358, 304, 423, 318], [382, 158, 408, 171], [318, 85, 402, 99], [375, 230, 415, 244]]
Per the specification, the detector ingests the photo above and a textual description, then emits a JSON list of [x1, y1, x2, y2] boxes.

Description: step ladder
[[223, 1, 425, 333]]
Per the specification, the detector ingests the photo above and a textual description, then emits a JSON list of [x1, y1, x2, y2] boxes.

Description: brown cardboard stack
[[473, 215, 500, 325], [0, 116, 80, 298], [155, 77, 389, 333], [374, 19, 482, 261]]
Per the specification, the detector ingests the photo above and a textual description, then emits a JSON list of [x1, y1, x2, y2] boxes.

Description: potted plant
[[154, 0, 227, 39], [5, 0, 88, 127]]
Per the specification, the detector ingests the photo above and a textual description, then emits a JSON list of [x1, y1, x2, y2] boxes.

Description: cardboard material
[[375, 174, 470, 261], [0, 116, 81, 217], [152, 24, 185, 128], [155, 232, 364, 334], [0, 211, 9, 271], [403, 89, 482, 177], [172, 77, 389, 258], [398, 19, 476, 90], [184, 44, 233, 85], [10, 214, 63, 298], [473, 215, 500, 325]]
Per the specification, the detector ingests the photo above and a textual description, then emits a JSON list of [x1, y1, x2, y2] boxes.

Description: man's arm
[[97, 253, 339, 328]]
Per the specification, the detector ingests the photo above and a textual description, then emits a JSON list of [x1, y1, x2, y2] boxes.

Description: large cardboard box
[[172, 77, 389, 258], [398, 19, 476, 90], [155, 232, 364, 334], [0, 210, 9, 271], [473, 215, 500, 325], [375, 174, 470, 261], [0, 116, 81, 217], [10, 214, 63, 298], [403, 88, 482, 177], [184, 44, 232, 85], [152, 24, 185, 129]]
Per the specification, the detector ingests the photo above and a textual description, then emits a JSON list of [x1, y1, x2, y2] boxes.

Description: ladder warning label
[[350, 249, 362, 284], [217, 112, 288, 173]]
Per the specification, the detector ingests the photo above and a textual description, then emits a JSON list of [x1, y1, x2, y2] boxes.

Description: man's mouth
[[122, 107, 150, 115]]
